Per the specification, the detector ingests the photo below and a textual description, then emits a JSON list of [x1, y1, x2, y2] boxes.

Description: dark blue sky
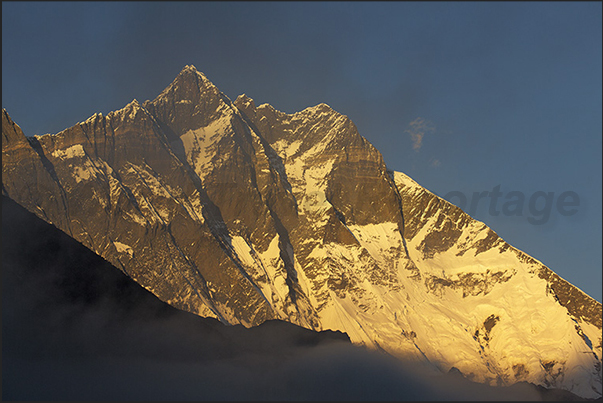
[[2, 1, 601, 302]]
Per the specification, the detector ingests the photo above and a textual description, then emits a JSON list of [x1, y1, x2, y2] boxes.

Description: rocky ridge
[[2, 65, 601, 398]]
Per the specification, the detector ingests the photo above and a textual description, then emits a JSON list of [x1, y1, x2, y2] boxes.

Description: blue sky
[[2, 1, 601, 302]]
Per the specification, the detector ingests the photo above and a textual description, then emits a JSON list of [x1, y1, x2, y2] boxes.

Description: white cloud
[[406, 117, 435, 152]]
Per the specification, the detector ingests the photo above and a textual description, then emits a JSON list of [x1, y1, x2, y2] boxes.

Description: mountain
[[2, 64, 601, 398], [0, 195, 373, 400], [2, 194, 592, 401]]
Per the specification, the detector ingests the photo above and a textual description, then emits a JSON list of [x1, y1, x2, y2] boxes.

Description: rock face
[[2, 65, 601, 398]]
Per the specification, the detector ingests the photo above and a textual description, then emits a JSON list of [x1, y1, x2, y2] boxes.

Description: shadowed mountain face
[[2, 195, 350, 400], [2, 195, 592, 401], [2, 65, 601, 398]]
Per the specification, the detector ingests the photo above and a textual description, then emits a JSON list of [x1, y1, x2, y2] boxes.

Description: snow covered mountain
[[2, 65, 601, 398]]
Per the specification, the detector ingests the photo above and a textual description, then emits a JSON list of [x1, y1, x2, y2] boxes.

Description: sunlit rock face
[[2, 65, 601, 398]]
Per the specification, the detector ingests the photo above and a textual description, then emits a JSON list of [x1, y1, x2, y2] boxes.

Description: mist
[[2, 196, 580, 400]]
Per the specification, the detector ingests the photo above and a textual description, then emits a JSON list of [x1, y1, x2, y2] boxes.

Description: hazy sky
[[2, 1, 601, 302]]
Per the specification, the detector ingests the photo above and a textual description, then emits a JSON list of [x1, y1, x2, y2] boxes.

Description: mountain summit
[[2, 65, 601, 398]]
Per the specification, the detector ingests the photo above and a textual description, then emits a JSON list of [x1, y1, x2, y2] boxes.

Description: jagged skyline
[[3, 64, 601, 398], [2, 1, 600, 305]]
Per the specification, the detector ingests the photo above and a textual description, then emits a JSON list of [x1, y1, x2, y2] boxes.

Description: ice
[[113, 241, 133, 257], [180, 114, 232, 181], [51, 144, 86, 160]]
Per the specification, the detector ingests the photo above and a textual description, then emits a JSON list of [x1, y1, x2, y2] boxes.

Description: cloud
[[406, 117, 435, 151]]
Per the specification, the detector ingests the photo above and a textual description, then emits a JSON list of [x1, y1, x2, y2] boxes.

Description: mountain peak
[[176, 64, 209, 83], [2, 68, 602, 400], [235, 93, 254, 104], [2, 108, 28, 145], [181, 64, 198, 73], [103, 98, 151, 124], [144, 66, 229, 137], [154, 65, 217, 101], [302, 102, 334, 114], [234, 94, 256, 111], [127, 98, 141, 108]]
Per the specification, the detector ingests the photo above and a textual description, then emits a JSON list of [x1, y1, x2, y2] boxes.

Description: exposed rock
[[2, 65, 601, 399]]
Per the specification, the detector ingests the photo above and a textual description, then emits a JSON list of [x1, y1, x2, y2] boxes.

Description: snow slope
[[2, 65, 601, 398]]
